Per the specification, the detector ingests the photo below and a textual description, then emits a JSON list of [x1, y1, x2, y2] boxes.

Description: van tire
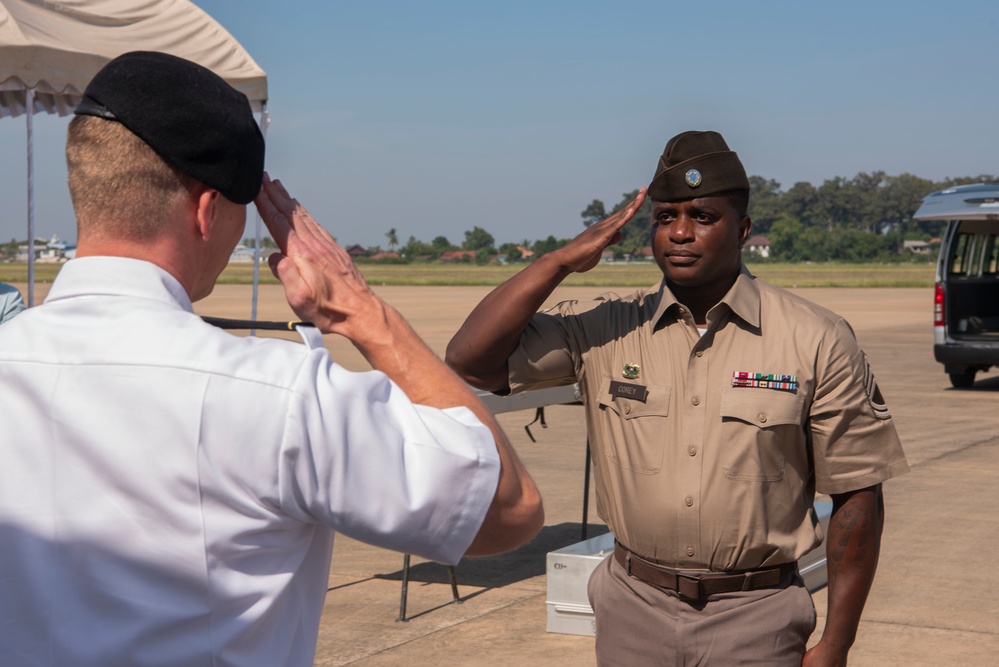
[[949, 369, 977, 388]]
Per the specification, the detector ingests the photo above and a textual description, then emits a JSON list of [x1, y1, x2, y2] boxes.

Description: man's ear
[[737, 215, 752, 249], [194, 188, 221, 241]]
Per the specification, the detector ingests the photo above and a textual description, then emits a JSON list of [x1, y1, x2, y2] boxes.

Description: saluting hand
[[253, 173, 382, 339], [549, 189, 647, 275]]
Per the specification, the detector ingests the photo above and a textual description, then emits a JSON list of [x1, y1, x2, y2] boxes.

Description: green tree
[[431, 236, 454, 252], [533, 235, 572, 257], [746, 176, 783, 235], [782, 182, 820, 228], [462, 226, 495, 251], [580, 199, 607, 228], [498, 242, 523, 261], [401, 235, 434, 259], [1, 238, 18, 259], [386, 228, 398, 251], [603, 189, 653, 250], [767, 216, 804, 261]]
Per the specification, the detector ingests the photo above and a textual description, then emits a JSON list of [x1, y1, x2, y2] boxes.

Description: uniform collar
[[651, 264, 761, 329], [44, 256, 195, 313], [720, 265, 761, 329]]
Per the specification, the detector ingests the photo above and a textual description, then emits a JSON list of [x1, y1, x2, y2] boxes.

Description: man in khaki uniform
[[447, 130, 909, 666]]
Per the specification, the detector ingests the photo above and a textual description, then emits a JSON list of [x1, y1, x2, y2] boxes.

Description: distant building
[[635, 246, 655, 261], [439, 250, 477, 261], [903, 240, 931, 254], [229, 245, 262, 263], [345, 244, 367, 260], [745, 235, 770, 258], [17, 235, 76, 262], [368, 252, 400, 261]]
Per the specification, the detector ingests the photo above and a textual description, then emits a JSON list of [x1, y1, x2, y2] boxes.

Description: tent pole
[[26, 88, 35, 307], [250, 104, 270, 335]]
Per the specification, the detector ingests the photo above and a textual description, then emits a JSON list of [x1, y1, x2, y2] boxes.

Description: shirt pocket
[[596, 375, 672, 474], [719, 388, 804, 482]]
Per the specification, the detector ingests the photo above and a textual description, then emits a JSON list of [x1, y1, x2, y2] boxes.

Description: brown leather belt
[[613, 542, 796, 601]]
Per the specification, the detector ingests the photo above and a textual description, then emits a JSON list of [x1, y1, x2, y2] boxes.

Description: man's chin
[[658, 265, 704, 287]]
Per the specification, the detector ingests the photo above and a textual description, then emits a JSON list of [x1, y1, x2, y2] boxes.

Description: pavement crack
[[908, 435, 999, 470], [865, 617, 997, 637]]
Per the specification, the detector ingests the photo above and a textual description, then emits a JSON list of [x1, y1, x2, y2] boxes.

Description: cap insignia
[[685, 169, 702, 188]]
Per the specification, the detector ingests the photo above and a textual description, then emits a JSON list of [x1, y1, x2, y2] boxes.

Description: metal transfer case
[[546, 500, 834, 637]]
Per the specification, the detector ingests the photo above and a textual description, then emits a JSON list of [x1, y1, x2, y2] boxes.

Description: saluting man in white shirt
[[0, 51, 543, 667]]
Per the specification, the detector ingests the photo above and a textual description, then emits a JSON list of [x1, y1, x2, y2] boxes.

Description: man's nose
[[669, 215, 695, 242]]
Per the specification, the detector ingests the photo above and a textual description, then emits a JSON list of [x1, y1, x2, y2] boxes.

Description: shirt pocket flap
[[598, 375, 671, 419], [720, 388, 803, 428]]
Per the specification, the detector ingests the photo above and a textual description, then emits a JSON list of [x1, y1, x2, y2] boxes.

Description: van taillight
[[934, 283, 944, 327]]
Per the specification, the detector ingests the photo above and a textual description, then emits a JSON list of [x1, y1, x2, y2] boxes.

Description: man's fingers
[[268, 251, 303, 289], [255, 174, 292, 251], [594, 188, 646, 235], [266, 175, 341, 251]]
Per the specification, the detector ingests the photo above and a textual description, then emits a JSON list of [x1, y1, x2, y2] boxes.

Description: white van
[[913, 184, 999, 387]]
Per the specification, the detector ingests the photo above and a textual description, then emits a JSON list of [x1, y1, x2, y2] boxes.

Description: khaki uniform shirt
[[508, 268, 908, 571]]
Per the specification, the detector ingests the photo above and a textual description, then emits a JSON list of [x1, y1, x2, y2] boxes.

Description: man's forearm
[[806, 485, 884, 665], [254, 175, 543, 556], [446, 252, 569, 391], [354, 298, 544, 556]]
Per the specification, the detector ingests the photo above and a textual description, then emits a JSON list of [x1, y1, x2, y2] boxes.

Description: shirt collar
[[651, 264, 761, 329], [720, 265, 761, 328], [44, 256, 195, 313]]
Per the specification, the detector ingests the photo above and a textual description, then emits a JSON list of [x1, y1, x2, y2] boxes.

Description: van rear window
[[948, 233, 973, 276], [984, 236, 999, 276], [949, 231, 999, 277]]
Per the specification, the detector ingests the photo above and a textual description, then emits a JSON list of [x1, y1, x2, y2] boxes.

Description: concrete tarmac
[[18, 282, 999, 665]]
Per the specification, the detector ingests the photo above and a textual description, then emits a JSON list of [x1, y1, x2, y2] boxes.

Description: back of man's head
[[67, 51, 265, 241]]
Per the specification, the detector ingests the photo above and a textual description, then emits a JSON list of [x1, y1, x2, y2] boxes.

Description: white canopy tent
[[0, 0, 269, 314]]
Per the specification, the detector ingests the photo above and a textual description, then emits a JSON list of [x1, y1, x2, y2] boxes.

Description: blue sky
[[1, 0, 997, 249]]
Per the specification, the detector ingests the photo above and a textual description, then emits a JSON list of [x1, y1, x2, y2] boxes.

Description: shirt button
[[623, 404, 632, 415], [695, 350, 703, 357], [688, 446, 697, 457], [686, 546, 695, 557], [685, 496, 694, 507], [691, 396, 700, 406], [758, 413, 767, 423]]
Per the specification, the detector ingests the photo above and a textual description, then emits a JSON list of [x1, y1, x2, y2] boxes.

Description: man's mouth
[[665, 251, 699, 266]]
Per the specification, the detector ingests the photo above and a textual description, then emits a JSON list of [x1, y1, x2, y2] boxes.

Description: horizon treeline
[[238, 172, 996, 264]]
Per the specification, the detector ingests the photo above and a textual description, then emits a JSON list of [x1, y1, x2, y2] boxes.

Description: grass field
[[0, 260, 935, 288]]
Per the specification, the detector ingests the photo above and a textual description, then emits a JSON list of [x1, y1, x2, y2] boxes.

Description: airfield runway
[[16, 282, 999, 665]]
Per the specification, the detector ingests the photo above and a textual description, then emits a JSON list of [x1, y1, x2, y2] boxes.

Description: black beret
[[648, 130, 749, 202], [75, 51, 264, 205]]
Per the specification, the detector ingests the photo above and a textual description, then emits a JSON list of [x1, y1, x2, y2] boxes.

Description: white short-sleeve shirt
[[0, 257, 499, 667]]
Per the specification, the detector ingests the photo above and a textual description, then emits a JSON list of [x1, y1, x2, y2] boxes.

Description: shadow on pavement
[[373, 522, 610, 589]]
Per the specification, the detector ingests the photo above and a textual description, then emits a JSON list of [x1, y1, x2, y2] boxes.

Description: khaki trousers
[[587, 554, 816, 666]]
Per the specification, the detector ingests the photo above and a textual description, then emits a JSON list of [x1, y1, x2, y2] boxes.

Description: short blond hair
[[66, 115, 198, 241]]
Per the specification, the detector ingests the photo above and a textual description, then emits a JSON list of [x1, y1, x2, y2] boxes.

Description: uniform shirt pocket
[[597, 375, 671, 473], [719, 388, 804, 482]]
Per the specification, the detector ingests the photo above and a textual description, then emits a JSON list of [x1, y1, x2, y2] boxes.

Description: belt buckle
[[677, 573, 703, 600]]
